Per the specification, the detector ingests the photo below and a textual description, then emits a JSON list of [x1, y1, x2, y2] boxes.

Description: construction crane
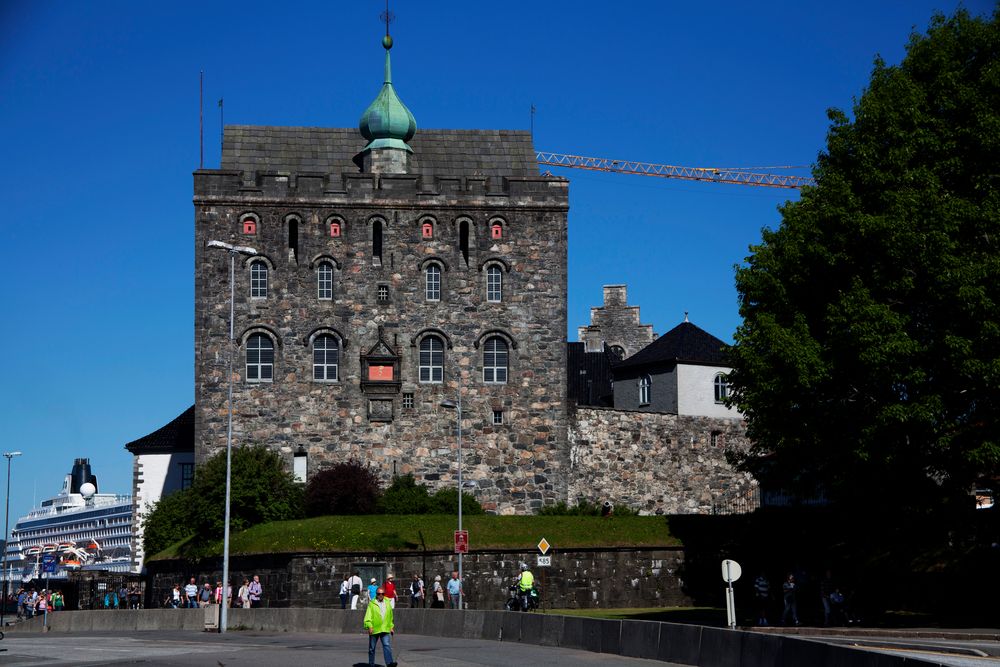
[[536, 152, 816, 189]]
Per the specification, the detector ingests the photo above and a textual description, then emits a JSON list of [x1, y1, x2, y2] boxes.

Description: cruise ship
[[4, 458, 133, 581]]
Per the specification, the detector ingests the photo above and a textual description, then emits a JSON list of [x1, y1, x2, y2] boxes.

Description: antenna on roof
[[684, 311, 689, 322], [530, 104, 536, 140], [218, 97, 224, 159]]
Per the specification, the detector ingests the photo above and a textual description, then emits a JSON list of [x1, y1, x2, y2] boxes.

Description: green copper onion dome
[[359, 35, 416, 153]]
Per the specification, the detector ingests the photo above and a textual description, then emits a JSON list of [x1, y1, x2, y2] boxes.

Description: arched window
[[419, 336, 444, 383], [459, 220, 470, 266], [609, 345, 625, 361], [425, 264, 441, 301], [246, 334, 274, 383], [313, 335, 339, 381], [287, 217, 299, 261], [486, 265, 502, 303], [639, 375, 651, 406], [714, 373, 729, 403], [483, 337, 508, 384], [317, 262, 334, 300], [372, 219, 383, 263], [249, 260, 268, 299]]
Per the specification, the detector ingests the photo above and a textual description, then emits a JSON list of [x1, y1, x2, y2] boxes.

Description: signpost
[[721, 559, 742, 630], [454, 530, 469, 554], [41, 554, 57, 629], [537, 555, 551, 567]]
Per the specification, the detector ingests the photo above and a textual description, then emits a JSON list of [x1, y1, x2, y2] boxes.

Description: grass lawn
[[550, 607, 728, 627], [149, 514, 679, 560]]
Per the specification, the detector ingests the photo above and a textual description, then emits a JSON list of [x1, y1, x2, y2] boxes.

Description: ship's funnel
[[70, 458, 98, 494]]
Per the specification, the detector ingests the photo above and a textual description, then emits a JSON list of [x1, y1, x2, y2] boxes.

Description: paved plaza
[[0, 630, 678, 666]]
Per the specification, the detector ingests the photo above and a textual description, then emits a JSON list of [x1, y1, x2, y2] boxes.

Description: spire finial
[[684, 311, 689, 322], [380, 0, 394, 49]]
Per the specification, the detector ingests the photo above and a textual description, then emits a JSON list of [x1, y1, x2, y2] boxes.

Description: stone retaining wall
[[145, 547, 687, 610]]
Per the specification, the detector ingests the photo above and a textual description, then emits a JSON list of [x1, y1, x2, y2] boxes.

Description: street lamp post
[[1, 451, 23, 629], [440, 376, 465, 610], [206, 240, 257, 634]]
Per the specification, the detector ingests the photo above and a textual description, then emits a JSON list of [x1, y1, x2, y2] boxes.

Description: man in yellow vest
[[517, 563, 534, 611], [363, 587, 396, 667]]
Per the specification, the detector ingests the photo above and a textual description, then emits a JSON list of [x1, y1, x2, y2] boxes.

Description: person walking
[[384, 574, 397, 609], [367, 578, 379, 605], [781, 573, 800, 626], [238, 578, 251, 609], [339, 575, 350, 609], [753, 572, 770, 626], [170, 583, 182, 608], [447, 571, 462, 609], [349, 571, 364, 610], [431, 575, 445, 608], [409, 573, 424, 608], [184, 577, 199, 608], [248, 575, 263, 608], [52, 589, 65, 612], [363, 587, 397, 667]]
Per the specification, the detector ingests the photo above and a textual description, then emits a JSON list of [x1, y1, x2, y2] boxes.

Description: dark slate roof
[[124, 406, 195, 455], [567, 342, 614, 407], [614, 321, 729, 370], [221, 126, 540, 178]]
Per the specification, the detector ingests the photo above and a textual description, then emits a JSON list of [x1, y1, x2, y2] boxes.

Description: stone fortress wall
[[194, 160, 570, 515]]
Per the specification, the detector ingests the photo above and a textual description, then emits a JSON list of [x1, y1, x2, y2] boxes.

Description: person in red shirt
[[383, 573, 397, 609]]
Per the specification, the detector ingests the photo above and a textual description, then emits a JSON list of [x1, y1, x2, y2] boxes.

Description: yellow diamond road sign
[[537, 538, 550, 555]]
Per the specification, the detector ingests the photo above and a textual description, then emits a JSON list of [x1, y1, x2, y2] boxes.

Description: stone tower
[[577, 285, 655, 360], [193, 30, 570, 513]]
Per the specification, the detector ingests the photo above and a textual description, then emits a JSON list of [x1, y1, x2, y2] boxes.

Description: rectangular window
[[487, 267, 502, 303], [377, 285, 389, 303], [180, 463, 194, 490], [402, 393, 414, 409], [492, 410, 504, 425], [711, 431, 723, 448]]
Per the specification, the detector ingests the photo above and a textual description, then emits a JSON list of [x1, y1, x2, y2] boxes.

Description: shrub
[[429, 487, 484, 515], [305, 459, 381, 516], [142, 487, 195, 556], [538, 499, 637, 516], [377, 474, 433, 514]]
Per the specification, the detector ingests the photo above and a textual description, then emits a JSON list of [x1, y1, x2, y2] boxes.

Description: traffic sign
[[721, 559, 742, 583], [537, 555, 551, 567], [41, 554, 58, 574], [537, 538, 550, 555], [454, 530, 469, 554]]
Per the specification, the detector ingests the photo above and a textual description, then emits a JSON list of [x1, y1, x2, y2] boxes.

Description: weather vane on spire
[[380, 0, 395, 41]]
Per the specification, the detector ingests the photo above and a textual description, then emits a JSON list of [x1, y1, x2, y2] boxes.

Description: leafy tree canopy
[[728, 9, 1000, 510], [304, 459, 381, 516], [142, 487, 195, 557]]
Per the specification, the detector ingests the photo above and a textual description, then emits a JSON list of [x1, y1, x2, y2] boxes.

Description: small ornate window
[[249, 260, 268, 299], [419, 336, 444, 383], [490, 221, 503, 240], [483, 337, 508, 384], [330, 221, 342, 237], [246, 333, 274, 383], [714, 373, 729, 403], [425, 264, 441, 301], [639, 375, 651, 406], [422, 222, 434, 239], [313, 334, 339, 381], [377, 284, 389, 303], [486, 265, 502, 303], [402, 392, 414, 410], [243, 219, 257, 235], [317, 262, 334, 300]]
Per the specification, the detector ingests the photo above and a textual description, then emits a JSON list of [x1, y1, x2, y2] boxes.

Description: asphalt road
[[0, 630, 681, 666]]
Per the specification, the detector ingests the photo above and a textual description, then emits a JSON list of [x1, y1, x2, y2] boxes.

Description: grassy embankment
[[149, 514, 679, 560]]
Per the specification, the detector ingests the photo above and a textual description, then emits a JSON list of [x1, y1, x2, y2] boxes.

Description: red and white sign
[[454, 530, 469, 554]]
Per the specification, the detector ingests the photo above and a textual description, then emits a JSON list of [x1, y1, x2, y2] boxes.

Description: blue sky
[[0, 0, 988, 523]]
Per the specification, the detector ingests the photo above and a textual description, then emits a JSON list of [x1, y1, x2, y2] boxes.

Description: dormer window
[[639, 375, 651, 406]]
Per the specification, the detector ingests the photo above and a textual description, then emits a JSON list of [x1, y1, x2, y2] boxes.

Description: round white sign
[[721, 559, 742, 583]]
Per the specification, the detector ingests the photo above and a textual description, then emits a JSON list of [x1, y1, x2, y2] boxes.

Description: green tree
[[304, 459, 381, 516], [188, 444, 304, 535], [142, 487, 194, 557], [377, 474, 433, 514], [728, 9, 1000, 510], [429, 486, 484, 515]]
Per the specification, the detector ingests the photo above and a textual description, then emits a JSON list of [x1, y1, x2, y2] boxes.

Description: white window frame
[[483, 337, 508, 384], [425, 264, 441, 301], [492, 409, 504, 425], [246, 333, 274, 383], [250, 261, 268, 299], [714, 373, 729, 404], [317, 262, 334, 300], [486, 265, 502, 303], [639, 375, 651, 406], [312, 334, 339, 382], [419, 336, 444, 383]]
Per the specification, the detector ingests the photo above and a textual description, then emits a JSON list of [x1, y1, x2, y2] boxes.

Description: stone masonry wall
[[577, 285, 655, 359], [146, 547, 688, 610], [568, 407, 755, 514], [194, 172, 569, 514]]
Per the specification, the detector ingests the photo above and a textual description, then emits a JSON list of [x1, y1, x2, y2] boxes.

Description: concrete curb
[[7, 608, 951, 666]]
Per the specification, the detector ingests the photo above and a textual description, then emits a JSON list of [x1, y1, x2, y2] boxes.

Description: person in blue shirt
[[446, 571, 462, 609], [367, 577, 379, 604]]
